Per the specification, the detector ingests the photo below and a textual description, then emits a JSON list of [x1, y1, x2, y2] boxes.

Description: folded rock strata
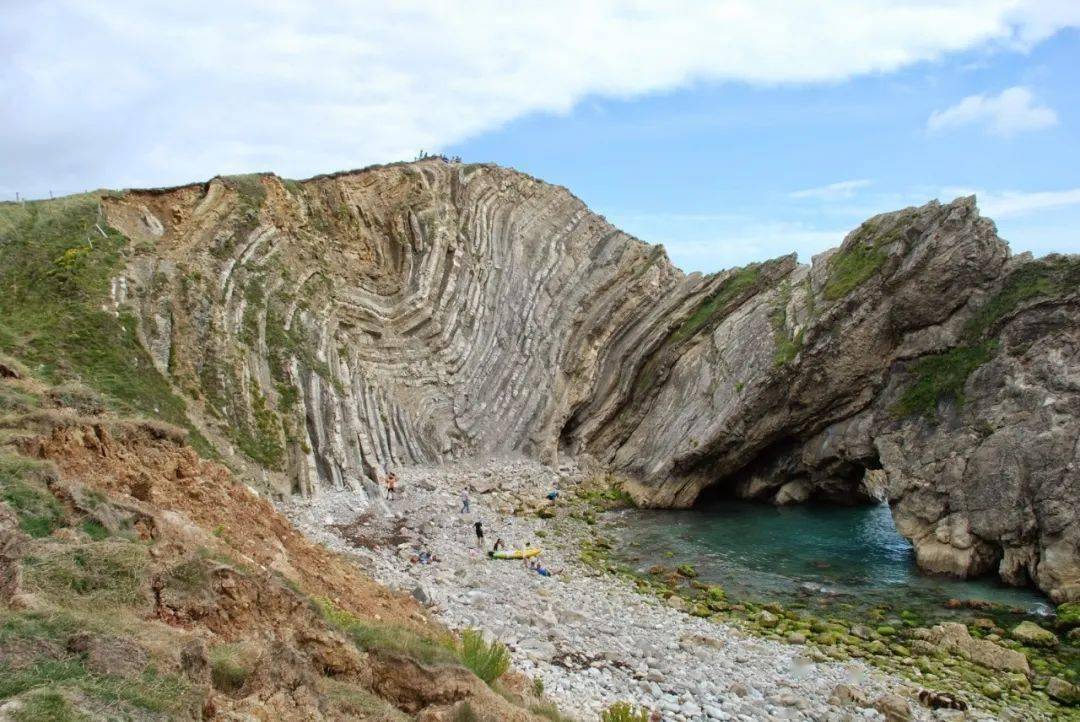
[[102, 158, 1079, 601]]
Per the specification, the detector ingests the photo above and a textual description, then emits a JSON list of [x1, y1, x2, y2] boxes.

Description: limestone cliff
[[97, 159, 1078, 601]]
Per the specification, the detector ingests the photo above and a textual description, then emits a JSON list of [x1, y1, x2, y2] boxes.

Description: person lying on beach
[[413, 549, 439, 564]]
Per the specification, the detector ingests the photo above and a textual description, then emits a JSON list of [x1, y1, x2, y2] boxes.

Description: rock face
[[101, 158, 1079, 601]]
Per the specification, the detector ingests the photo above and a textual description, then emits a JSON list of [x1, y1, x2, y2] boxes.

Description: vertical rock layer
[[102, 159, 1078, 601]]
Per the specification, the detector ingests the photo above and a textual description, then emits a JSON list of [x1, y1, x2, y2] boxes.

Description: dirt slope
[[0, 363, 561, 721]]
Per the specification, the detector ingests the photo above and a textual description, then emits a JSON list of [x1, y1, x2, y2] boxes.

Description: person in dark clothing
[[473, 519, 484, 548], [492, 538, 505, 551]]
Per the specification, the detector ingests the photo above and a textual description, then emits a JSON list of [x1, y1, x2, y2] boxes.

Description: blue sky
[[447, 30, 1080, 271], [3, 2, 1078, 273]]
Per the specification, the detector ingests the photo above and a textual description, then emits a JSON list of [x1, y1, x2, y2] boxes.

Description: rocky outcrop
[[100, 159, 1078, 601]]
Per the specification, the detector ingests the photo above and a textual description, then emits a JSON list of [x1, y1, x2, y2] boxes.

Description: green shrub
[[823, 240, 887, 301], [532, 675, 544, 696], [459, 629, 510, 684], [209, 643, 253, 693], [601, 701, 651, 722], [822, 213, 916, 301], [0, 454, 63, 538], [963, 256, 1080, 340], [891, 342, 995, 418]]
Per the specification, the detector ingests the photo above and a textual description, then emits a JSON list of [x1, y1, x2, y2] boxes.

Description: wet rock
[[925, 622, 1030, 675], [1047, 676, 1079, 706], [1055, 601, 1080, 630], [850, 624, 872, 640], [1010, 620, 1058, 647]]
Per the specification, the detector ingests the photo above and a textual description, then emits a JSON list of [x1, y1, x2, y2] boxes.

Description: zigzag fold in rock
[[103, 159, 1079, 602]]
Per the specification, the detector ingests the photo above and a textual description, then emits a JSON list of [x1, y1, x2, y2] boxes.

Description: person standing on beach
[[460, 490, 470, 514], [473, 518, 484, 548], [385, 471, 398, 501]]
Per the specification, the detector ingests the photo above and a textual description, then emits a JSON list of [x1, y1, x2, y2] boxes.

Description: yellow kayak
[[490, 548, 541, 560]]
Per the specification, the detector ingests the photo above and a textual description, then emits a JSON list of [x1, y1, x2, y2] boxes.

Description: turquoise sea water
[[609, 500, 1052, 620]]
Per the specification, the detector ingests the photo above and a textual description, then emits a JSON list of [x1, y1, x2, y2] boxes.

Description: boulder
[[830, 684, 871, 708], [410, 584, 434, 606], [874, 693, 912, 722], [1056, 602, 1080, 630], [1047, 677, 1079, 706], [1010, 621, 1058, 648], [926, 623, 1030, 675]]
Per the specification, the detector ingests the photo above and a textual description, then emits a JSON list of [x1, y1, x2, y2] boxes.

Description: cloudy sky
[[3, 1, 1078, 271]]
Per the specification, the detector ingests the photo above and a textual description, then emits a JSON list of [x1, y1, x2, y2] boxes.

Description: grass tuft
[[451, 702, 480, 722], [23, 540, 149, 608], [314, 597, 459, 666], [669, 265, 763, 347], [209, 643, 254, 693], [823, 238, 887, 301], [0, 657, 192, 714], [891, 343, 996, 418], [601, 701, 651, 722], [320, 678, 408, 720], [9, 688, 84, 722], [459, 629, 510, 684], [0, 453, 64, 538]]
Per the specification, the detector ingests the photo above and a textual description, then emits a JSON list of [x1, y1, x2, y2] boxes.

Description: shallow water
[[609, 500, 1051, 619]]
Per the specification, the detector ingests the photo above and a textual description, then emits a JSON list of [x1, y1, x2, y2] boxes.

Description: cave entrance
[[690, 437, 886, 510]]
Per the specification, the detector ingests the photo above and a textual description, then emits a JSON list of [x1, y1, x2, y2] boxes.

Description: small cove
[[608, 499, 1051, 622]]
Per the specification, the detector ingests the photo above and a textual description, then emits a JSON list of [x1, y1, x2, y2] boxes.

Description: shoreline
[[279, 458, 987, 721]]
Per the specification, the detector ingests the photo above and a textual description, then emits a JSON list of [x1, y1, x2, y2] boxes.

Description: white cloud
[[942, 187, 1080, 217], [790, 179, 873, 201], [2, 1, 1079, 196], [927, 86, 1058, 136]]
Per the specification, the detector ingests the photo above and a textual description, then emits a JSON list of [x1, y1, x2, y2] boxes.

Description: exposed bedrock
[[102, 159, 1078, 600]]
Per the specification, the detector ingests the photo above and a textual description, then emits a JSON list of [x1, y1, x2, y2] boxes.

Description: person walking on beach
[[460, 490, 470, 514], [385, 471, 398, 501], [473, 518, 484, 548]]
